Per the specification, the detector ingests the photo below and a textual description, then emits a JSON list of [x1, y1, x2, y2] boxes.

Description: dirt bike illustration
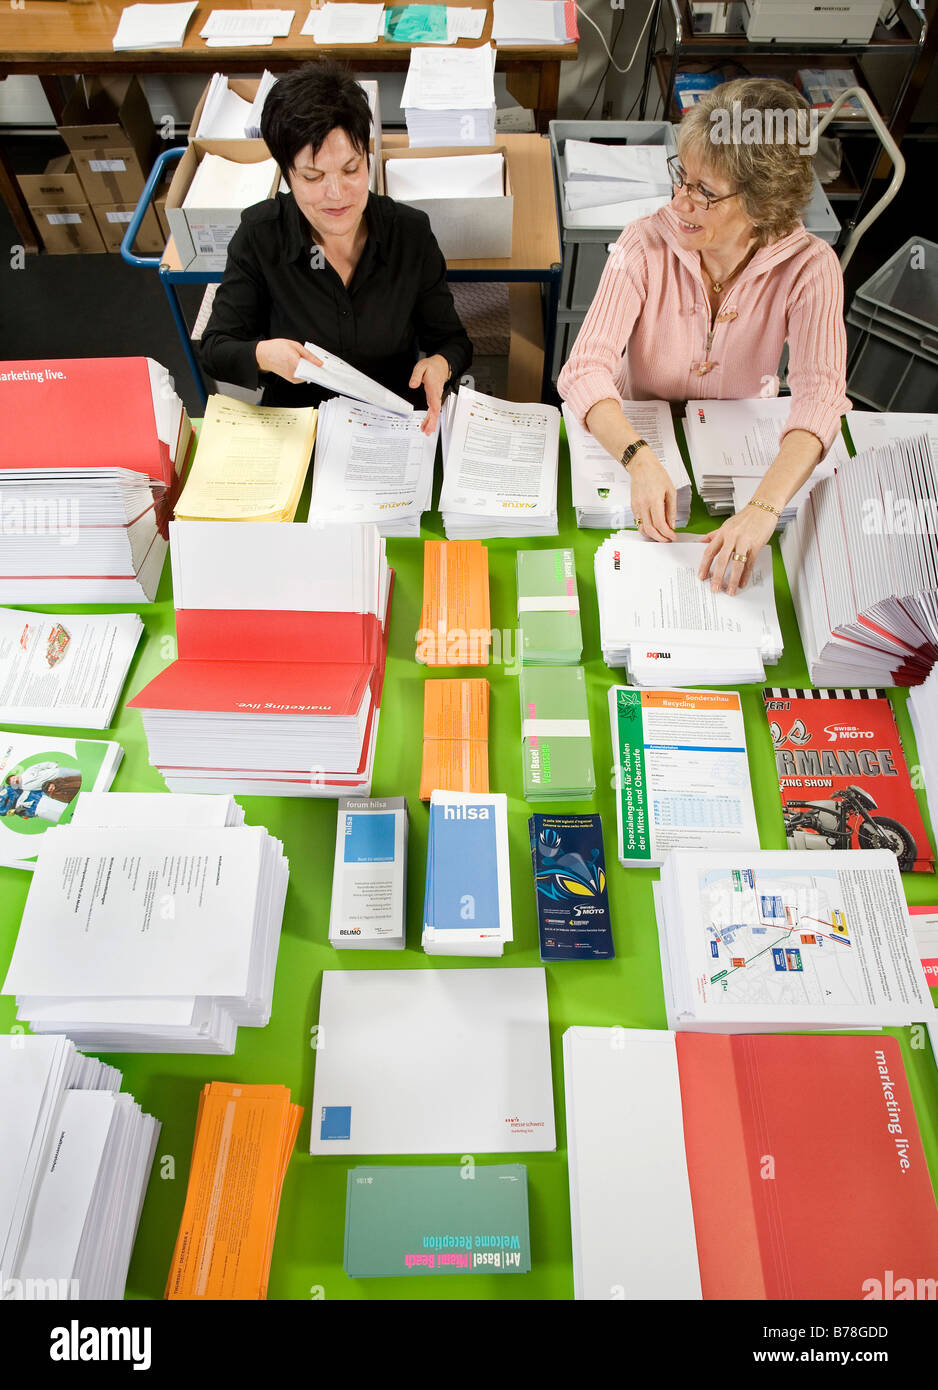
[[782, 784, 918, 870]]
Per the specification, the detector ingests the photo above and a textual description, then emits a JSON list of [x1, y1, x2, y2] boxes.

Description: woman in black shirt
[[199, 62, 473, 435]]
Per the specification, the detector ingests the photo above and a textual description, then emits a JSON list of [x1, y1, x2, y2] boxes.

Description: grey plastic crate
[[847, 329, 938, 412], [852, 236, 938, 347], [847, 305, 938, 368], [550, 120, 677, 245]]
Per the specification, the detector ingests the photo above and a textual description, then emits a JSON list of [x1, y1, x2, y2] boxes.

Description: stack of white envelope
[[781, 429, 938, 686], [402, 44, 496, 146], [440, 386, 559, 538], [0, 1033, 159, 1299], [594, 532, 783, 685], [563, 400, 691, 529], [561, 139, 671, 230], [307, 395, 437, 537], [683, 397, 847, 518], [3, 800, 288, 1054]]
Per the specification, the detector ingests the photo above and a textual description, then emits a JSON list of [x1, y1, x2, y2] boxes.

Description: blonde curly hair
[[677, 78, 815, 244]]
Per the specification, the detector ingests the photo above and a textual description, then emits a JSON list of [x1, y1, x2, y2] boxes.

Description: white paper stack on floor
[[654, 849, 933, 1032], [0, 610, 143, 730], [422, 791, 512, 956], [308, 396, 437, 537], [329, 796, 408, 949], [402, 45, 496, 146], [684, 397, 848, 518], [908, 667, 938, 826], [309, 967, 555, 1154], [561, 140, 671, 230], [4, 816, 289, 1054], [294, 343, 414, 415], [595, 533, 782, 685], [781, 433, 938, 686], [112, 1, 197, 48], [129, 522, 392, 796], [564, 401, 691, 528], [0, 1034, 159, 1300], [440, 387, 559, 538], [0, 357, 193, 603]]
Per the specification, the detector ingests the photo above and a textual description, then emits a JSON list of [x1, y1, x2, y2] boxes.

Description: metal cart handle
[[815, 88, 905, 274], [120, 145, 186, 268]]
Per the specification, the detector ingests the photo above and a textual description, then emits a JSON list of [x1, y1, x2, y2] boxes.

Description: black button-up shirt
[[199, 190, 473, 408]]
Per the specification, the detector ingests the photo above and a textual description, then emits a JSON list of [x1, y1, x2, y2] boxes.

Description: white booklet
[[309, 967, 555, 1153], [294, 342, 414, 416], [0, 609, 143, 729], [0, 732, 123, 870], [655, 848, 934, 1030]]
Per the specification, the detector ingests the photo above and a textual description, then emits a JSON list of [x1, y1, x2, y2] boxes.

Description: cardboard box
[[59, 75, 156, 204], [18, 155, 106, 255], [189, 75, 382, 189], [379, 145, 513, 259], [165, 138, 280, 271], [92, 201, 165, 255]]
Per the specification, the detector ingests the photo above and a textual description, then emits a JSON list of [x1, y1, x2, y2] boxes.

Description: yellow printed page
[[175, 396, 317, 522]]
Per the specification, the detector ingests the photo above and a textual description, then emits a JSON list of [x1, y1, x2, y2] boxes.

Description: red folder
[[0, 358, 176, 489], [128, 659, 372, 718], [676, 1033, 938, 1300]]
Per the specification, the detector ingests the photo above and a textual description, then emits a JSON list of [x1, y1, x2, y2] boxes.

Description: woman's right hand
[[255, 339, 323, 384], [627, 449, 679, 542]]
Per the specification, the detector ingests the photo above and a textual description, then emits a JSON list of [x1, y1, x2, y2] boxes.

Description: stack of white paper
[[608, 686, 759, 868], [183, 153, 278, 210], [294, 342, 413, 415], [683, 397, 847, 518], [244, 69, 280, 138], [492, 0, 575, 44], [653, 849, 934, 1031], [0, 610, 143, 730], [594, 532, 783, 685], [908, 666, 938, 829], [309, 967, 555, 1154], [302, 2, 385, 42], [422, 791, 512, 957], [4, 817, 289, 1054], [0, 730, 124, 870], [199, 9, 293, 45], [440, 386, 559, 538], [781, 432, 938, 686], [307, 395, 437, 537], [112, 1, 197, 49], [0, 358, 192, 604], [563, 1027, 702, 1301], [563, 400, 691, 529], [0, 1034, 159, 1300], [402, 45, 496, 147], [385, 151, 504, 202], [329, 796, 408, 950], [193, 73, 254, 138], [129, 521, 392, 797], [560, 140, 671, 229]]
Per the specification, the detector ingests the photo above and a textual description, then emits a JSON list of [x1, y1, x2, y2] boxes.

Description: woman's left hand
[[697, 505, 778, 596], [410, 355, 450, 436]]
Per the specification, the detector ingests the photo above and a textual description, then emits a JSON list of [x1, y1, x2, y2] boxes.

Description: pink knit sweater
[[557, 205, 851, 452]]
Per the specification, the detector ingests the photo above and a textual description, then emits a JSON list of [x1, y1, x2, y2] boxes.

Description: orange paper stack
[[417, 540, 491, 666], [420, 678, 490, 801], [166, 1082, 302, 1301]]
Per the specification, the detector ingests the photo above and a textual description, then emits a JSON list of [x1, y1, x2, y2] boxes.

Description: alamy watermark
[[0, 498, 80, 545], [709, 100, 819, 156]]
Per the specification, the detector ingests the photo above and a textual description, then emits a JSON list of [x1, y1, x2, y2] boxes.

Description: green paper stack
[[384, 5, 449, 41], [344, 1165, 531, 1277], [517, 548, 582, 664], [519, 666, 595, 802]]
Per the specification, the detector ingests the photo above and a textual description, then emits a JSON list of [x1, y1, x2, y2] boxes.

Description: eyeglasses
[[667, 156, 738, 211]]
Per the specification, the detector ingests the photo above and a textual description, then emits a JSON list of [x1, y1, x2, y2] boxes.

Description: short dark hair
[[261, 62, 372, 175]]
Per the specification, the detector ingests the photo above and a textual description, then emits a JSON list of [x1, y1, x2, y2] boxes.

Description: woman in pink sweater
[[558, 77, 850, 595]]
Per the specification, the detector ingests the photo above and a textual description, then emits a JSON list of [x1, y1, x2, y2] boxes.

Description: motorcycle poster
[[763, 688, 934, 874]]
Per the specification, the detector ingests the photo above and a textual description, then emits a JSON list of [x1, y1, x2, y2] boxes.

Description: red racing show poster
[[763, 687, 934, 874]]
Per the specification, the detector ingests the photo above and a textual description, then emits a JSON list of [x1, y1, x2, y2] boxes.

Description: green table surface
[[1, 423, 936, 1303]]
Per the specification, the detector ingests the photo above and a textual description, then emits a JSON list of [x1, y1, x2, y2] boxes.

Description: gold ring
[[635, 516, 643, 527], [731, 550, 749, 563]]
